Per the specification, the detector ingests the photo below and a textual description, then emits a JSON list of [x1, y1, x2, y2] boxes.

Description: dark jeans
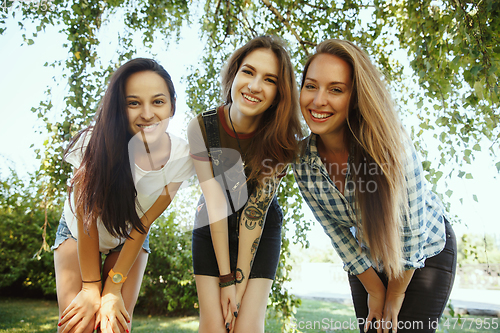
[[348, 218, 457, 332]]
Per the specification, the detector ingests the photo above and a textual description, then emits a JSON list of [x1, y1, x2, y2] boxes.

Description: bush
[[0, 167, 59, 297], [137, 208, 198, 316]]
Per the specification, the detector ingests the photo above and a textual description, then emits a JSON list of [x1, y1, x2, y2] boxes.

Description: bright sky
[[1, 9, 499, 244]]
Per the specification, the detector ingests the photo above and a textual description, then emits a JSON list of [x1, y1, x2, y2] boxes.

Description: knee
[[198, 316, 226, 333], [234, 320, 264, 333]]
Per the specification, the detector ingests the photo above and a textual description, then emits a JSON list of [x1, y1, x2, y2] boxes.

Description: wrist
[[104, 277, 123, 293], [81, 282, 102, 292], [108, 268, 127, 284], [219, 271, 236, 288]]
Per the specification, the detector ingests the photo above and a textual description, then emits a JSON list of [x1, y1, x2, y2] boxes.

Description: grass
[[0, 297, 497, 333]]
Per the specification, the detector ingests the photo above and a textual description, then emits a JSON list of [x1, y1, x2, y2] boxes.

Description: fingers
[[386, 309, 397, 333], [221, 299, 228, 322], [95, 312, 100, 331], [225, 311, 233, 332], [391, 317, 398, 333], [59, 311, 79, 333], [364, 312, 374, 333], [100, 312, 130, 333], [365, 312, 383, 333], [59, 305, 75, 327], [229, 313, 236, 333], [230, 300, 238, 319], [116, 309, 130, 333]]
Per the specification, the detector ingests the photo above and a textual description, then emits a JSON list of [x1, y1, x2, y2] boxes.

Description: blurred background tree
[[1, 0, 498, 329]]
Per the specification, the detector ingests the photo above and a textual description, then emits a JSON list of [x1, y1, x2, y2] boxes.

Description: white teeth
[[311, 111, 332, 119], [243, 94, 260, 103], [138, 123, 159, 130]]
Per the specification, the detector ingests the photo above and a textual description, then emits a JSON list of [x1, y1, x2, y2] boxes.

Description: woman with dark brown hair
[[52, 58, 193, 333], [294, 39, 456, 333], [188, 35, 303, 333]]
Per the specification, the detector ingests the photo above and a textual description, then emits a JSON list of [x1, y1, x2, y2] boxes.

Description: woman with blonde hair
[[188, 35, 303, 332], [294, 39, 456, 333]]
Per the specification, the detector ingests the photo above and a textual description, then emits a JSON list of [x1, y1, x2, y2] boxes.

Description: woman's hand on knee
[[99, 287, 130, 333], [365, 289, 386, 333], [59, 284, 101, 333], [382, 290, 405, 333]]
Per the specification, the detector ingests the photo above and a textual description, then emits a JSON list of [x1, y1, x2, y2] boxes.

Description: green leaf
[[472, 143, 481, 151], [473, 194, 478, 202]]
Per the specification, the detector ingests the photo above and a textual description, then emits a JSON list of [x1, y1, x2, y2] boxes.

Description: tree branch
[[260, 0, 313, 55]]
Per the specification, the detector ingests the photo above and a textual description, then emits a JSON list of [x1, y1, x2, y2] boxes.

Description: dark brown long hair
[[221, 35, 304, 183], [67, 58, 176, 238], [301, 40, 409, 279]]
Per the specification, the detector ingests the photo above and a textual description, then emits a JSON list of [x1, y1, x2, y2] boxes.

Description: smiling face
[[300, 53, 353, 138], [230, 48, 279, 123], [125, 70, 173, 143]]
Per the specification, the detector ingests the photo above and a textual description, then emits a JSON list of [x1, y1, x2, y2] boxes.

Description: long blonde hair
[[302, 39, 409, 279]]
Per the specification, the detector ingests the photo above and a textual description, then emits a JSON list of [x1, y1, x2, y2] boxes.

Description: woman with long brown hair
[[188, 35, 303, 332], [294, 39, 456, 333], [52, 58, 193, 333]]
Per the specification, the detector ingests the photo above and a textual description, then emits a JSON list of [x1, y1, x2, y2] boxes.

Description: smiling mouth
[[138, 122, 160, 132], [243, 93, 260, 103], [310, 110, 333, 119]]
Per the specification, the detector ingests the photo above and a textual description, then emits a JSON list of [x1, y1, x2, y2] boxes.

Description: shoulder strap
[[202, 107, 236, 214], [202, 108, 222, 166]]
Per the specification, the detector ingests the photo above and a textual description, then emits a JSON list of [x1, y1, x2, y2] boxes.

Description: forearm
[[235, 176, 279, 296], [77, 216, 101, 283], [356, 267, 386, 296], [387, 269, 414, 295], [106, 183, 180, 287]]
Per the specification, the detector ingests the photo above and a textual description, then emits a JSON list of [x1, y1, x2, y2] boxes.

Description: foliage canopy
[[1, 0, 499, 328]]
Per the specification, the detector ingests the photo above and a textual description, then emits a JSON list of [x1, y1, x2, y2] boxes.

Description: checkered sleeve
[[400, 141, 446, 270], [293, 163, 372, 275]]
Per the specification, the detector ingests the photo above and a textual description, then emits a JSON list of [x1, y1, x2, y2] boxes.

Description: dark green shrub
[[137, 208, 198, 316], [0, 167, 59, 297]]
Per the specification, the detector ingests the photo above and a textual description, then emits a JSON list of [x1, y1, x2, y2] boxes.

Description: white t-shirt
[[63, 130, 194, 253]]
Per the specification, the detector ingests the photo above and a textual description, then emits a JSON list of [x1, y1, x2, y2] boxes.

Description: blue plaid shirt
[[293, 134, 447, 275]]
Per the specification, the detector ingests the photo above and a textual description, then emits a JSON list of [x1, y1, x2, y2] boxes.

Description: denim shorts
[[192, 195, 283, 279], [51, 213, 151, 254]]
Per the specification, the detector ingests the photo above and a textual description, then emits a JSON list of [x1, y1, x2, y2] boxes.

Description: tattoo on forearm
[[250, 237, 259, 267], [235, 268, 244, 284], [250, 238, 259, 256], [244, 207, 260, 230], [243, 199, 269, 230]]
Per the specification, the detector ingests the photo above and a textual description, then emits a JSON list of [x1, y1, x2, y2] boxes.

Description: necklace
[[228, 106, 247, 167], [140, 130, 156, 170]]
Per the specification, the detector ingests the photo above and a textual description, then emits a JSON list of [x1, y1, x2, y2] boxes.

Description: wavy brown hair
[[67, 58, 176, 238], [221, 35, 304, 183], [301, 39, 409, 279]]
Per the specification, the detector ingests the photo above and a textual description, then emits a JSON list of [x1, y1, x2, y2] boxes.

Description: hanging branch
[[260, 0, 314, 55]]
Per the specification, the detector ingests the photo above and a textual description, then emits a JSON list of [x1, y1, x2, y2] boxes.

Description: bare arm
[[192, 157, 237, 329], [383, 270, 414, 333], [99, 181, 182, 333], [234, 175, 282, 310], [59, 183, 102, 333], [356, 267, 386, 333]]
